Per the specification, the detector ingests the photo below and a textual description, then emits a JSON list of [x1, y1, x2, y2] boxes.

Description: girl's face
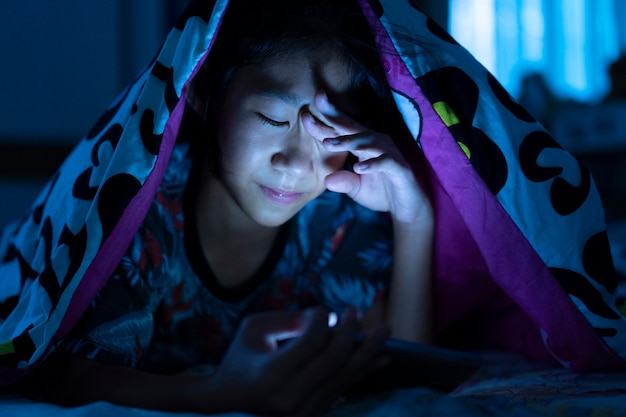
[[213, 49, 357, 227]]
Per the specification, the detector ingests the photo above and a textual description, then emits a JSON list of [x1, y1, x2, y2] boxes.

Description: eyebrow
[[251, 86, 304, 106]]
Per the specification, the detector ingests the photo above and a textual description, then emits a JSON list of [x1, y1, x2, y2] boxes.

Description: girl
[[2, 0, 623, 415], [15, 0, 433, 415]]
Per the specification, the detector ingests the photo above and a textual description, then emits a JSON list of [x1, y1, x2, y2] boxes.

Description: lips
[[259, 185, 303, 205]]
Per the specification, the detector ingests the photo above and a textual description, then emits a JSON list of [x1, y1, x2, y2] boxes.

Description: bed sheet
[[2, 353, 626, 417]]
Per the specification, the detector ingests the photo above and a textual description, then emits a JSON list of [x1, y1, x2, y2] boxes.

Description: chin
[[252, 209, 298, 228], [255, 216, 293, 228]]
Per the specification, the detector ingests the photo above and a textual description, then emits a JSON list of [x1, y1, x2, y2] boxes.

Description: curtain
[[449, 0, 621, 103]]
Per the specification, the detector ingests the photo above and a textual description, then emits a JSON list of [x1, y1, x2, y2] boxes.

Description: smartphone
[[349, 338, 482, 396], [277, 313, 482, 394]]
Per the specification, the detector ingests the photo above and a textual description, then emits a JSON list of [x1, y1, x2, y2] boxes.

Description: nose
[[271, 127, 315, 179]]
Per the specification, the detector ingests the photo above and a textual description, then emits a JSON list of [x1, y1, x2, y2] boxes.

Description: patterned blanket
[[1, 0, 624, 386]]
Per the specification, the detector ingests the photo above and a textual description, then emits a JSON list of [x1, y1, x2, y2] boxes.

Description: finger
[[313, 91, 364, 136], [314, 90, 342, 118], [345, 325, 391, 379], [318, 325, 391, 398], [297, 307, 361, 387], [322, 133, 396, 162], [324, 170, 361, 197], [352, 153, 405, 175], [263, 309, 334, 407], [277, 307, 332, 365], [298, 322, 390, 415], [302, 110, 338, 143], [332, 306, 361, 343]]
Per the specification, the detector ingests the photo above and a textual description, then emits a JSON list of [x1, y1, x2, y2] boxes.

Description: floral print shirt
[[63, 143, 393, 374]]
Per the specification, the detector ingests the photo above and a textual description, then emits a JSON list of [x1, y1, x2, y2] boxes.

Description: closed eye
[[257, 113, 289, 127]]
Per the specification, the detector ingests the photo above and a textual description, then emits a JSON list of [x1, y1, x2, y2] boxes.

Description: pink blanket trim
[[357, 0, 624, 371]]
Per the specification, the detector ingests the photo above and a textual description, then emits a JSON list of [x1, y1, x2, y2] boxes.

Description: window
[[449, 0, 621, 103]]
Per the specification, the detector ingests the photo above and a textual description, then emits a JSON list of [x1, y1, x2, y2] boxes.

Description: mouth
[[259, 185, 304, 205]]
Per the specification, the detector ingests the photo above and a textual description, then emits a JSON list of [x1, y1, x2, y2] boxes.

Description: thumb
[[325, 170, 361, 198]]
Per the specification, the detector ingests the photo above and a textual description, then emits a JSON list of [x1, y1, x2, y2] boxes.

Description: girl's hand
[[304, 92, 435, 345], [202, 307, 389, 417], [304, 91, 432, 228]]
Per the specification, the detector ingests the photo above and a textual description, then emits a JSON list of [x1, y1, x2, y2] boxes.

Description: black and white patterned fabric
[[0, 0, 623, 385]]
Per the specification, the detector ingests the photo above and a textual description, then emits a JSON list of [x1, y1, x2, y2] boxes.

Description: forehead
[[236, 49, 360, 113]]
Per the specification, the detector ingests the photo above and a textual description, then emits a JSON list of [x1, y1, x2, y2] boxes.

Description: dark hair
[[198, 0, 390, 112], [185, 0, 401, 173]]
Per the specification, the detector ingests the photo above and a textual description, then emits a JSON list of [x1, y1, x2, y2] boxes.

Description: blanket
[[0, 0, 624, 387], [3, 352, 626, 416]]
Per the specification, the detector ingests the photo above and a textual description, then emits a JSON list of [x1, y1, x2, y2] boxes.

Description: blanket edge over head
[[0, 0, 624, 386]]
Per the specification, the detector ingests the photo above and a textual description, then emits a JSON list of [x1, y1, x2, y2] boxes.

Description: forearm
[[386, 217, 434, 344], [25, 351, 227, 414]]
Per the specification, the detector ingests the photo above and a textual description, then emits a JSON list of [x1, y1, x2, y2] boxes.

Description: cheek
[[217, 136, 237, 166], [217, 123, 254, 170], [322, 151, 349, 174]]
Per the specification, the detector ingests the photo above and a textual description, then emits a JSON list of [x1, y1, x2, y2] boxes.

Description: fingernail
[[317, 92, 338, 115], [356, 161, 369, 171], [325, 138, 340, 145]]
